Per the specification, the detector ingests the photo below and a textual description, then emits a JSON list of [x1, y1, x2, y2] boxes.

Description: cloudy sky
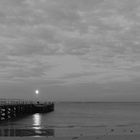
[[0, 0, 140, 101]]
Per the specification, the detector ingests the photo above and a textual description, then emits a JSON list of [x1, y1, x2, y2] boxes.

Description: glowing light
[[35, 90, 39, 95]]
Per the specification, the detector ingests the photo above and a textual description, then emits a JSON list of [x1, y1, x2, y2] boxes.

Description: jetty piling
[[0, 99, 54, 121]]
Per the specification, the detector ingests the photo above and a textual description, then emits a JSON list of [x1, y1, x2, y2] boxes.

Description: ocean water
[[1, 102, 140, 137]]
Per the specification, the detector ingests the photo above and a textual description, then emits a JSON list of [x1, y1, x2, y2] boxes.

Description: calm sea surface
[[1, 102, 140, 137]]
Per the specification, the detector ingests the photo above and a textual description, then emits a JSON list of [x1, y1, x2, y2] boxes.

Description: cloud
[[0, 0, 140, 99]]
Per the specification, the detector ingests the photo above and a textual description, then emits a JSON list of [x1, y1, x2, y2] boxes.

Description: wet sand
[[0, 134, 140, 140], [0, 124, 140, 139], [0, 126, 140, 140]]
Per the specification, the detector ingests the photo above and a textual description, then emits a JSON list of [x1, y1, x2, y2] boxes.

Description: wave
[[45, 124, 108, 129]]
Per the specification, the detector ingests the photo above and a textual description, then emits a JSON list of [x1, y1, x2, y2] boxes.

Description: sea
[[1, 102, 140, 137]]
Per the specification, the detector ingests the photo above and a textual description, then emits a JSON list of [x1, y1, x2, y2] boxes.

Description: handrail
[[0, 99, 33, 105], [0, 99, 54, 106]]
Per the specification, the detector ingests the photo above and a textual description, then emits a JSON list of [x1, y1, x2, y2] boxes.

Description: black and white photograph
[[0, 0, 140, 139]]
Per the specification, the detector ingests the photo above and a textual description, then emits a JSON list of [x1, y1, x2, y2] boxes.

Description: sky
[[0, 0, 140, 101]]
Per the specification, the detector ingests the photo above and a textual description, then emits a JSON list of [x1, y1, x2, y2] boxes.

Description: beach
[[1, 102, 140, 139], [1, 0, 140, 139], [1, 134, 140, 140], [1, 119, 140, 140]]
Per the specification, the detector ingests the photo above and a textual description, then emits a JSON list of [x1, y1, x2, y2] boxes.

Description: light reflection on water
[[0, 113, 55, 137], [32, 113, 42, 137], [33, 113, 42, 130]]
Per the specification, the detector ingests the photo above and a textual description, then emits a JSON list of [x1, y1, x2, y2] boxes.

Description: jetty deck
[[0, 99, 54, 121]]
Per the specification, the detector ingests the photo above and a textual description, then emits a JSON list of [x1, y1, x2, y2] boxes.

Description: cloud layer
[[0, 0, 140, 100]]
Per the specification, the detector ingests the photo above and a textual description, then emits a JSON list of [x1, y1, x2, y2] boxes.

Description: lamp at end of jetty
[[35, 89, 39, 95]]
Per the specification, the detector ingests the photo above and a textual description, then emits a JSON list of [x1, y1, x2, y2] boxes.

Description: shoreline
[[0, 134, 140, 140], [0, 124, 140, 137]]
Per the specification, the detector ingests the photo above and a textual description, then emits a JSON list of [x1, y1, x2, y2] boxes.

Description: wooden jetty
[[0, 99, 54, 121]]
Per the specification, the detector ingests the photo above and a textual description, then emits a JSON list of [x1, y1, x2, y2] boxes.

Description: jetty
[[0, 99, 54, 121]]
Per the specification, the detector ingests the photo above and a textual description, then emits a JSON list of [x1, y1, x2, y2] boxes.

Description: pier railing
[[0, 99, 33, 105], [0, 99, 54, 106]]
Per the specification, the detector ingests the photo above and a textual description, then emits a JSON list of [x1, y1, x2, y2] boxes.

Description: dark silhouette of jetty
[[0, 99, 54, 121]]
